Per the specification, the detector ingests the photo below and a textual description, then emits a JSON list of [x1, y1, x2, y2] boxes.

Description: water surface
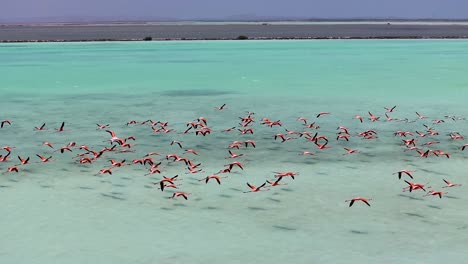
[[0, 40, 467, 264]]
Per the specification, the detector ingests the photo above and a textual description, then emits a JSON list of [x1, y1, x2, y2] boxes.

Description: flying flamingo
[[1, 120, 12, 128], [345, 197, 372, 207], [424, 190, 447, 199], [297, 117, 308, 124], [199, 175, 226, 184], [1, 146, 15, 152], [42, 142, 54, 149], [343, 148, 359, 155], [225, 161, 244, 170], [186, 167, 203, 174], [171, 192, 190, 200], [145, 167, 161, 176], [17, 156, 30, 165], [34, 123, 47, 131], [274, 171, 299, 179], [170, 140, 183, 148], [215, 104, 226, 110], [144, 152, 161, 157], [266, 177, 287, 187], [96, 123, 110, 129], [184, 149, 199, 155], [226, 150, 243, 159], [105, 130, 123, 145], [316, 112, 330, 118], [156, 183, 179, 191], [384, 105, 397, 112], [0, 153, 11, 162], [36, 154, 53, 163], [403, 181, 429, 192], [222, 127, 236, 132], [244, 140, 256, 148], [109, 159, 126, 167], [416, 112, 427, 119], [385, 113, 397, 121], [315, 141, 331, 150], [79, 157, 93, 164], [368, 112, 380, 122], [97, 168, 113, 175], [158, 175, 179, 191], [393, 170, 415, 180], [442, 179, 462, 188], [337, 134, 350, 141], [6, 166, 19, 173], [244, 182, 269, 193], [58, 146, 73, 153], [56, 122, 66, 132]]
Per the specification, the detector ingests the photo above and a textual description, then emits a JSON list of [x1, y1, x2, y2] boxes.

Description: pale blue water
[[0, 40, 467, 263]]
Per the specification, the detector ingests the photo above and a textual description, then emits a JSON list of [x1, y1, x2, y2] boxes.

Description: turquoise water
[[2, 40, 468, 101], [0, 40, 467, 263]]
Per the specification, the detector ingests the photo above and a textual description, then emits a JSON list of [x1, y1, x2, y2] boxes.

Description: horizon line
[[3, 17, 468, 25]]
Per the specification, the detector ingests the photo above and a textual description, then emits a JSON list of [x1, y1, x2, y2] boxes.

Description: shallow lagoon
[[0, 40, 467, 263]]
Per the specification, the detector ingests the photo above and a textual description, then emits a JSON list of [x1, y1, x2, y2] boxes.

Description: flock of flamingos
[[0, 104, 466, 206]]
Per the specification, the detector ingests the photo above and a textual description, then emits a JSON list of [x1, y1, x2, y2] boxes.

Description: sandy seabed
[[0, 93, 467, 263]]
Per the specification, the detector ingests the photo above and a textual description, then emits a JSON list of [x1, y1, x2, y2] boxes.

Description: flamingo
[[354, 115, 363, 123], [316, 112, 330, 118], [36, 154, 52, 163], [343, 148, 359, 155], [6, 166, 19, 173], [158, 175, 179, 191], [384, 105, 396, 112], [170, 140, 183, 148], [96, 123, 110, 129], [215, 103, 226, 110], [226, 150, 243, 159], [368, 112, 380, 122], [404, 181, 429, 192], [393, 170, 415, 180], [442, 179, 462, 188], [56, 122, 65, 132], [1, 120, 12, 128], [345, 197, 371, 207], [416, 112, 427, 119], [225, 161, 244, 170], [244, 182, 269, 193], [17, 156, 30, 165], [199, 175, 226, 184], [171, 192, 190, 200], [266, 177, 287, 187], [244, 140, 256, 148], [34, 123, 47, 131], [424, 190, 447, 199]]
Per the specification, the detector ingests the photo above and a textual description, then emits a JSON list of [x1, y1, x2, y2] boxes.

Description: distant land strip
[[2, 23, 468, 42], [3, 36, 468, 43]]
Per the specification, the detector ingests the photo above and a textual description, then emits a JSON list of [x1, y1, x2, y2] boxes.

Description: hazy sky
[[1, 0, 467, 21]]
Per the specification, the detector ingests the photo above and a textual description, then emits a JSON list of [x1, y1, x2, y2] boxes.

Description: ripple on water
[[101, 193, 126, 201], [350, 230, 369, 235], [273, 225, 297, 231], [160, 89, 237, 97]]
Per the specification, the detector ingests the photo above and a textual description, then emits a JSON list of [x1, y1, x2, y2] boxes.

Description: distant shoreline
[[2, 36, 468, 43], [2, 22, 468, 42], [3, 19, 468, 25]]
